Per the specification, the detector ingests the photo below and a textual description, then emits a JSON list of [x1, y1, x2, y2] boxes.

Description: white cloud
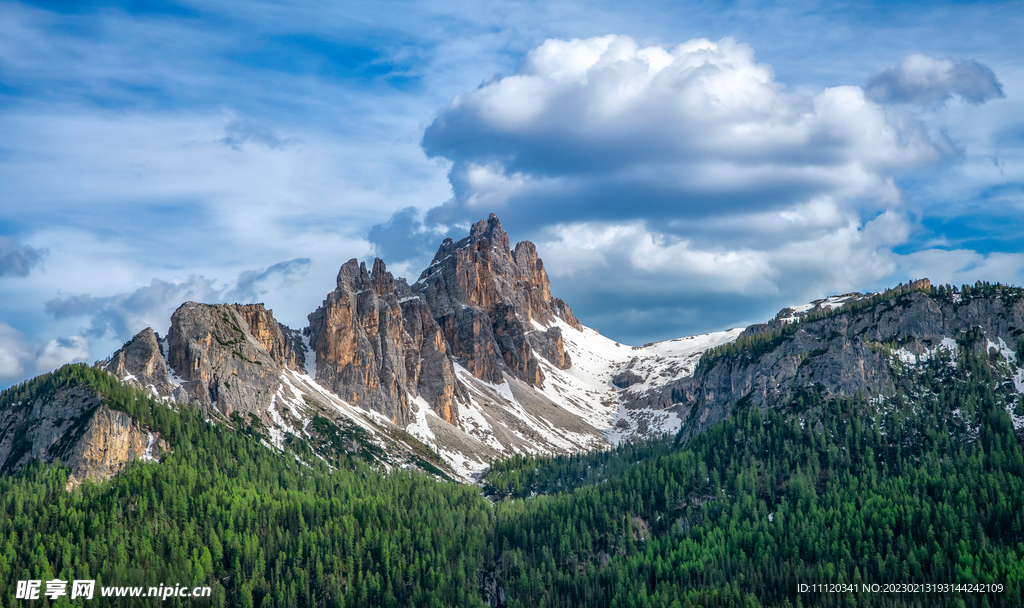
[[538, 202, 912, 302], [36, 336, 90, 372], [0, 323, 33, 379], [423, 35, 946, 226], [896, 249, 1024, 287], [0, 322, 90, 385], [43, 258, 316, 344], [45, 276, 224, 341], [367, 33, 1024, 346]]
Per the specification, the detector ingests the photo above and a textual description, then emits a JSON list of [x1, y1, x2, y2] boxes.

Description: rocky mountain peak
[[408, 215, 577, 386], [336, 257, 405, 298], [104, 327, 174, 397], [370, 257, 398, 296], [413, 214, 569, 327], [336, 258, 373, 292], [469, 213, 511, 251], [165, 302, 288, 417]]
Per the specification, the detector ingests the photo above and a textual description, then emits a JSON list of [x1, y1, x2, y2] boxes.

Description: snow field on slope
[[452, 362, 602, 453], [538, 318, 743, 444]]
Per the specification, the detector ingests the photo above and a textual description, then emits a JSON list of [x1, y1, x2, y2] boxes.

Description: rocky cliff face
[[413, 214, 576, 386], [674, 281, 1024, 440], [0, 382, 166, 489], [62, 404, 167, 489], [399, 295, 466, 424], [10, 213, 1024, 485], [166, 303, 287, 419], [105, 302, 465, 479], [104, 328, 176, 397], [307, 258, 416, 426], [235, 304, 306, 371], [306, 217, 582, 435]]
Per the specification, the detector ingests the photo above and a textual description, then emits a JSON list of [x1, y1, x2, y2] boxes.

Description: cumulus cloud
[[0, 236, 45, 277], [0, 322, 90, 385], [865, 54, 1004, 106], [420, 35, 944, 231], [529, 207, 921, 342], [360, 35, 1017, 343], [896, 248, 1024, 287], [539, 205, 911, 298]]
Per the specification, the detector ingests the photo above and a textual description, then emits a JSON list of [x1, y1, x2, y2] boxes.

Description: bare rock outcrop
[[234, 304, 306, 371], [677, 282, 1024, 441], [166, 302, 285, 418], [62, 404, 168, 489], [307, 257, 473, 426], [412, 214, 576, 386], [308, 258, 414, 425], [0, 382, 166, 489], [104, 328, 175, 396], [400, 296, 465, 424]]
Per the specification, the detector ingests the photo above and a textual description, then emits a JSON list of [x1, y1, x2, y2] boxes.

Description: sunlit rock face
[[413, 213, 576, 386], [104, 328, 175, 397], [308, 258, 415, 426], [166, 303, 289, 419], [0, 383, 166, 490]]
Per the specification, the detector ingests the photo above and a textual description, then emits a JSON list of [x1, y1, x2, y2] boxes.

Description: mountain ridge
[[3, 215, 1024, 486]]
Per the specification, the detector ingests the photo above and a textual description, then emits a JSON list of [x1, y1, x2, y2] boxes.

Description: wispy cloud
[[219, 119, 296, 151], [866, 54, 1004, 106], [43, 257, 312, 344], [229, 257, 312, 302], [0, 236, 45, 277], [2, 0, 1024, 382], [45, 276, 223, 340]]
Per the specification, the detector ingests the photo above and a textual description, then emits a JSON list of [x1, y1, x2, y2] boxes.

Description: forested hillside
[[0, 365, 496, 608], [484, 342, 1024, 607], [2, 328, 1023, 607]]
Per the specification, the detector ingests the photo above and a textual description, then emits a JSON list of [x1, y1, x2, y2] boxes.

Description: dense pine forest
[[2, 330, 1024, 606]]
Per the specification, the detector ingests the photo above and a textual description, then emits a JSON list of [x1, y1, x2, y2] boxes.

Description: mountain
[[2, 287, 1022, 608], [3, 220, 1024, 606], [0, 213, 742, 482], [3, 215, 1024, 488], [677, 279, 1024, 442]]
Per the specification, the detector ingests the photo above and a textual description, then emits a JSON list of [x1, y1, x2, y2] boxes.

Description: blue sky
[[1, 0, 1022, 387]]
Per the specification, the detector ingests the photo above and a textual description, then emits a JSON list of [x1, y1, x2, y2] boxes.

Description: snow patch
[[985, 337, 1016, 363], [140, 432, 159, 462], [529, 318, 741, 446], [776, 294, 864, 323], [601, 405, 683, 444], [300, 331, 317, 379], [265, 399, 288, 449], [893, 337, 959, 366], [453, 361, 603, 453], [493, 379, 516, 403], [1007, 401, 1024, 432], [895, 348, 918, 365], [433, 443, 488, 481], [407, 395, 436, 443]]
